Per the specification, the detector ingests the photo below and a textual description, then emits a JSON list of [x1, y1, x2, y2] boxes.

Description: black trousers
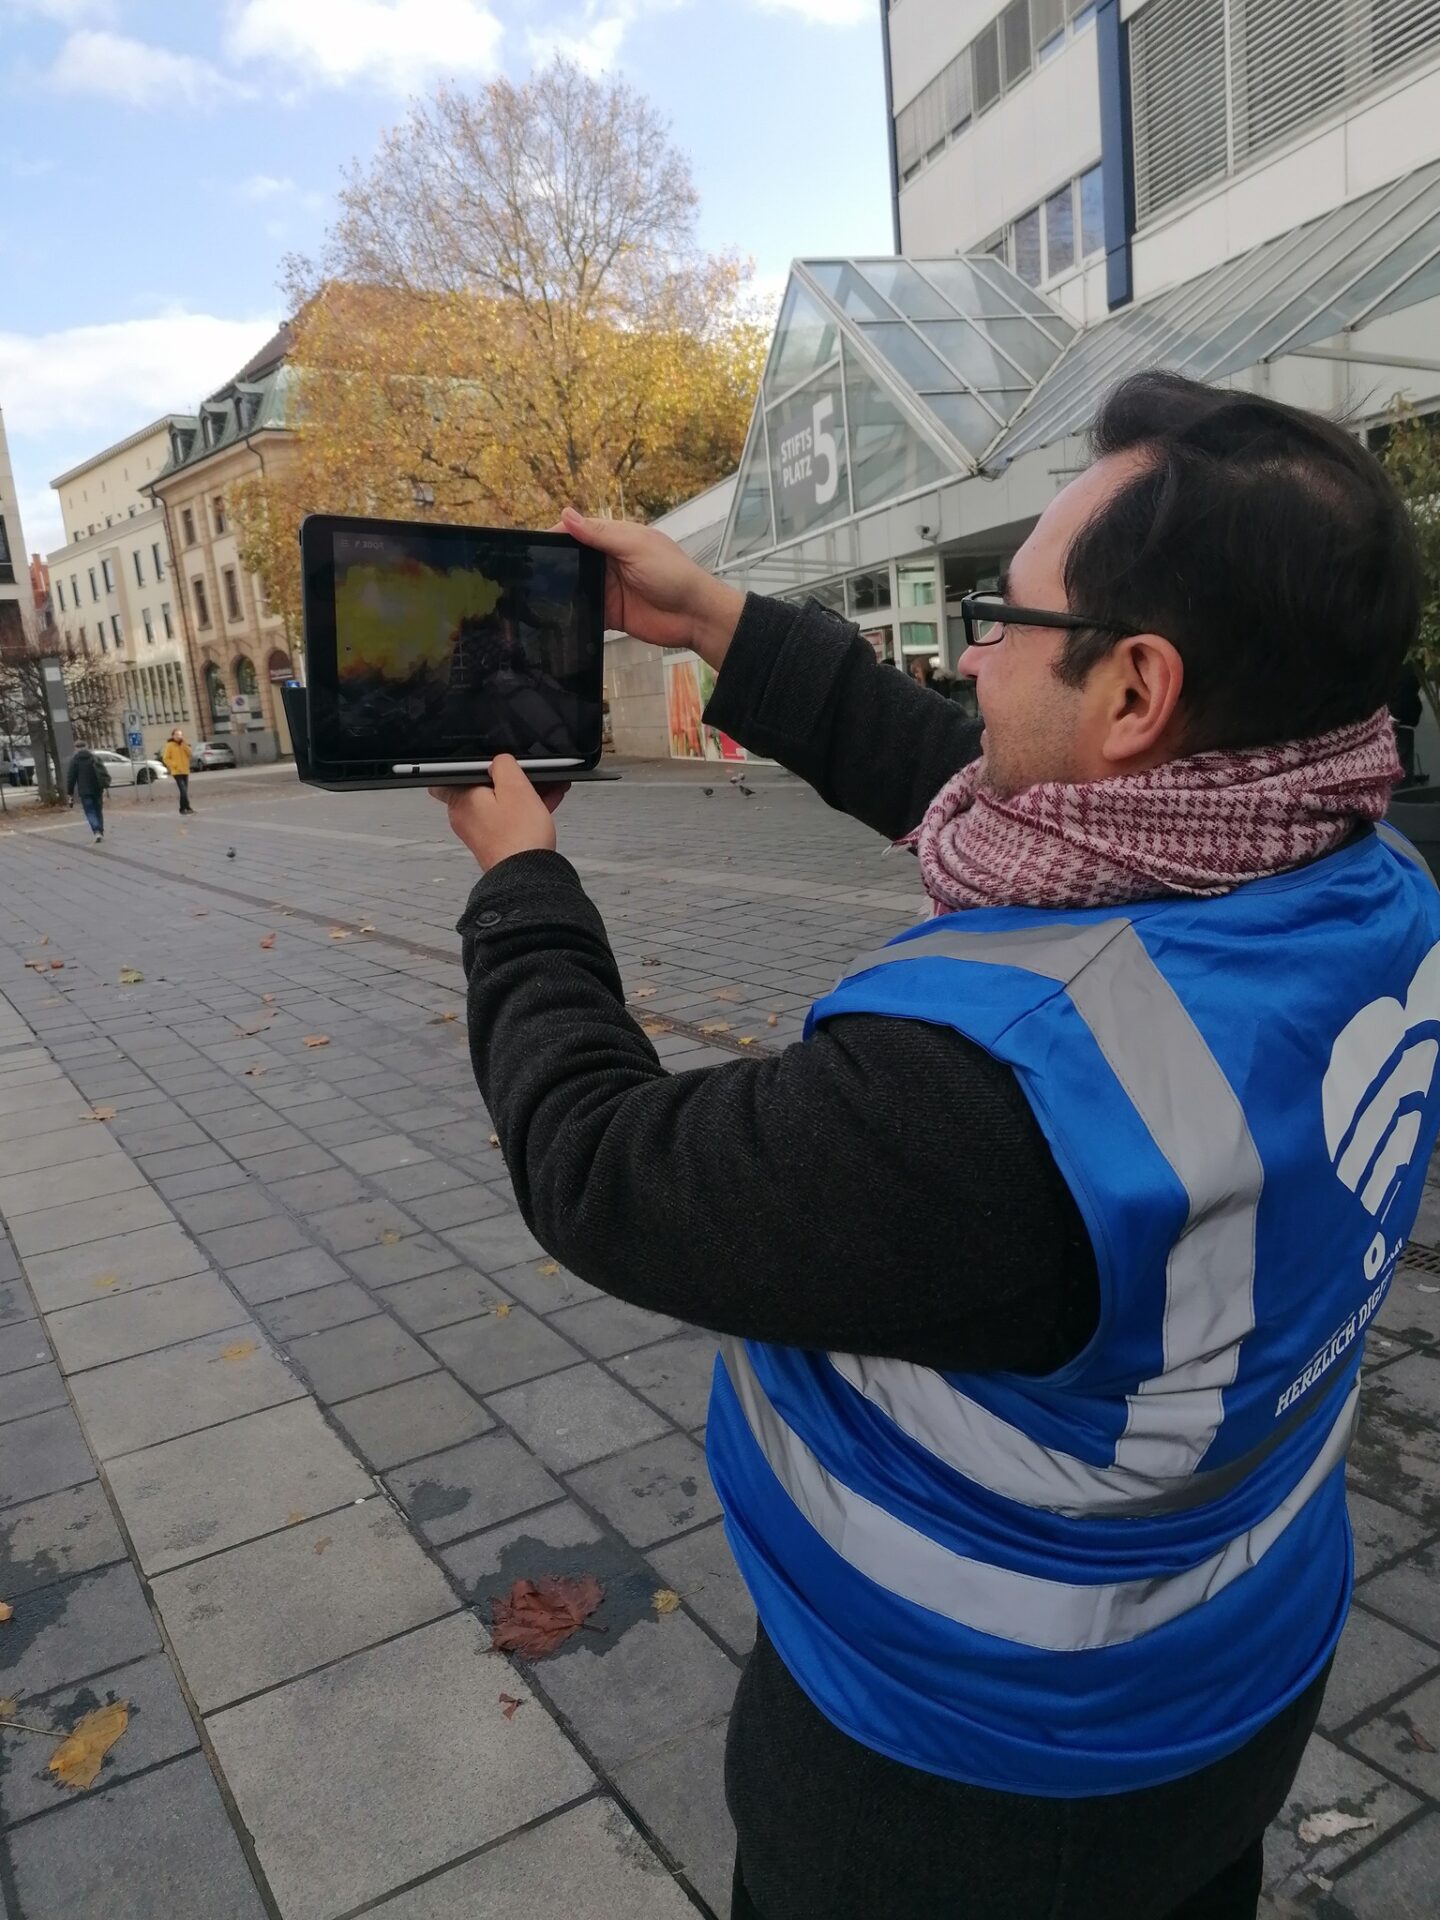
[[726, 1628, 1326, 1920], [175, 774, 191, 813]]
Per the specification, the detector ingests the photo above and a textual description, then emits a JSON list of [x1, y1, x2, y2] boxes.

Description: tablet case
[[281, 683, 618, 790]]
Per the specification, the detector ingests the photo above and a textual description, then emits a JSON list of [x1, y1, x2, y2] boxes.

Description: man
[[162, 728, 194, 814], [436, 373, 1440, 1919], [65, 743, 110, 844]]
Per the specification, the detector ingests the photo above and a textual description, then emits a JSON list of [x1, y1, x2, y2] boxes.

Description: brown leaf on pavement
[[536, 1262, 560, 1276], [631, 985, 656, 1001], [244, 1066, 267, 1078], [313, 1536, 332, 1557], [261, 993, 275, 1003], [767, 1013, 779, 1027], [285, 1510, 306, 1525], [640, 1020, 670, 1037], [38, 935, 47, 946], [652, 1589, 681, 1615], [216, 1341, 257, 1363], [302, 1035, 330, 1048], [48, 1700, 129, 1791], [259, 933, 276, 949], [328, 929, 349, 941], [48, 960, 64, 970], [699, 1020, 730, 1036], [641, 956, 661, 967], [360, 925, 376, 933], [493, 1303, 511, 1318], [490, 1575, 605, 1658], [738, 1036, 756, 1046], [488, 1133, 501, 1148], [430, 1012, 458, 1023], [498, 1692, 525, 1720], [93, 1275, 118, 1291], [85, 1107, 116, 1123], [118, 968, 143, 986], [712, 986, 745, 1003], [381, 1230, 402, 1245]]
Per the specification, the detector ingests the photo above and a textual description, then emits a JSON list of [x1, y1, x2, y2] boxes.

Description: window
[[0, 515, 10, 586], [1001, 0, 1032, 86], [1045, 181, 1076, 277], [70, 575, 80, 608], [78, 625, 87, 650], [1014, 206, 1043, 285], [973, 20, 1001, 111], [1034, 0, 1065, 56], [236, 656, 258, 698], [213, 496, 228, 536], [847, 570, 893, 615], [1080, 161, 1106, 258], [101, 556, 115, 593], [98, 623, 107, 654], [111, 615, 122, 645], [222, 567, 243, 622], [898, 563, 938, 609], [193, 577, 211, 628], [152, 541, 164, 579], [162, 602, 174, 639], [133, 550, 145, 587], [181, 506, 197, 547], [89, 567, 99, 602], [143, 608, 155, 645], [56, 579, 66, 613]]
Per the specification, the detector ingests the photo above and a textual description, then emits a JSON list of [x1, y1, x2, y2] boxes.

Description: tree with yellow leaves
[[230, 60, 765, 629]]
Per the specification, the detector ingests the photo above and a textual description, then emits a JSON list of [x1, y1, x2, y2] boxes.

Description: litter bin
[[1386, 785, 1440, 884]]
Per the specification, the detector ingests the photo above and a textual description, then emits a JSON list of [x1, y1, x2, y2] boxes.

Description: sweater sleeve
[[459, 850, 1097, 1375], [701, 595, 983, 840]]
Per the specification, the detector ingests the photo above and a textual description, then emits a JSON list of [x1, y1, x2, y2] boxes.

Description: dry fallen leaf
[[488, 1132, 501, 1149], [118, 968, 143, 986], [631, 985, 657, 1002], [285, 1510, 306, 1526], [641, 956, 661, 967], [328, 929, 349, 941], [0, 1697, 16, 1717], [492, 1303, 512, 1319], [313, 1536, 332, 1557], [738, 1036, 756, 1046], [216, 1340, 257, 1364], [94, 1274, 118, 1291], [1297, 1810, 1375, 1845], [48, 1700, 129, 1791], [38, 934, 48, 946], [767, 1013, 779, 1027], [380, 1230, 402, 1246], [652, 1589, 681, 1615], [699, 1020, 730, 1036], [490, 1575, 605, 1658], [640, 1020, 670, 1037], [431, 1012, 458, 1024], [48, 960, 64, 971], [244, 1065, 267, 1078], [713, 986, 745, 1003], [85, 1107, 116, 1123], [302, 1035, 330, 1048], [498, 1692, 525, 1721], [0, 1601, 12, 1624], [536, 1261, 560, 1277], [261, 992, 275, 1004], [359, 925, 376, 933], [259, 933, 276, 950]]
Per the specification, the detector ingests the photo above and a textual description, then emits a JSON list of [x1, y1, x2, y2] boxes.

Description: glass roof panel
[[855, 260, 956, 321], [858, 321, 966, 393], [916, 319, 1031, 392], [804, 261, 898, 324], [912, 257, 1016, 317], [719, 413, 773, 564], [1363, 248, 1440, 324], [969, 255, 1079, 335], [764, 279, 842, 400], [917, 390, 1008, 458], [843, 342, 958, 508]]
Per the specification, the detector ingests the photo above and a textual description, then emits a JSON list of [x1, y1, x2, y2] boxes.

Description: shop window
[[236, 657, 258, 697], [847, 570, 892, 615], [898, 564, 938, 609]]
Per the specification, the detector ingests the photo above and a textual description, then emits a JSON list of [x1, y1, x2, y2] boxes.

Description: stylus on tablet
[[396, 759, 586, 775]]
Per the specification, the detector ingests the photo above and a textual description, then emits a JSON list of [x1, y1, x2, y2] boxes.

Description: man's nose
[[958, 645, 983, 681]]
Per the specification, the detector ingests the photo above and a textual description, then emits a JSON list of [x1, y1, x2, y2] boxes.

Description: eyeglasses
[[958, 593, 1134, 649]]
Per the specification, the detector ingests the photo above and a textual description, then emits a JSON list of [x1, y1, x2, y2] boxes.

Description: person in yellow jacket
[[161, 728, 194, 815]]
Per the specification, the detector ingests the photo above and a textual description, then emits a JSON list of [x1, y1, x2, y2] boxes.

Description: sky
[[0, 0, 893, 558]]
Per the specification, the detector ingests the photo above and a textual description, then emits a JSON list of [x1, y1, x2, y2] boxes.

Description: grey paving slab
[[0, 1561, 160, 1698], [376, 1264, 510, 1333], [613, 1717, 735, 1918], [9, 1183, 171, 1257], [488, 1362, 670, 1472], [0, 1358, 67, 1425], [155, 1160, 252, 1201], [308, 1196, 419, 1254], [1349, 1350, 1440, 1525], [331, 1372, 493, 1470], [1320, 1606, 1440, 1730], [108, 1118, 209, 1157], [343, 1232, 458, 1286], [1349, 1667, 1440, 1795], [254, 1278, 377, 1340], [207, 1612, 596, 1920], [6, 1752, 268, 1920], [0, 1649, 200, 1827], [533, 1602, 739, 1773], [288, 1313, 437, 1402], [386, 1431, 563, 1545], [198, 1213, 312, 1267], [69, 1325, 303, 1459], [131, 1140, 230, 1178], [1264, 1734, 1420, 1902], [0, 1481, 126, 1599], [266, 1167, 368, 1213], [439, 1210, 546, 1272], [1347, 1492, 1433, 1579], [150, 1500, 457, 1711], [46, 1270, 248, 1375], [0, 1318, 49, 1377], [1378, 1265, 1440, 1346], [241, 1142, 339, 1181], [611, 1330, 720, 1430], [401, 1181, 514, 1232], [568, 1432, 722, 1548], [0, 1404, 96, 1509], [366, 1797, 697, 1920], [438, 1496, 606, 1598], [369, 1159, 467, 1202], [549, 1294, 682, 1359], [226, 1243, 349, 1305], [0, 1101, 94, 1144], [0, 1125, 114, 1185], [0, 1151, 144, 1218], [170, 1181, 277, 1233], [0, 1276, 29, 1326], [21, 1222, 210, 1310], [1321, 1810, 1440, 1919], [424, 1301, 581, 1395], [1360, 1535, 1440, 1643], [650, 1520, 757, 1657], [107, 1395, 374, 1575]]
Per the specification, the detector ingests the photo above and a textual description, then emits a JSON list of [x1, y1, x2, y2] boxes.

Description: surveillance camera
[[918, 524, 935, 542]]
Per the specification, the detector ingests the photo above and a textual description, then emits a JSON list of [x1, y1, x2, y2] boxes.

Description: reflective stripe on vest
[[829, 917, 1264, 1510]]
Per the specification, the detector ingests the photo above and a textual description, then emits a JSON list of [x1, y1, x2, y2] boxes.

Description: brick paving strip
[[0, 775, 1437, 1916]]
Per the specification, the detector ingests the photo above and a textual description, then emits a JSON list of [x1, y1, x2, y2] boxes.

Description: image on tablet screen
[[331, 528, 597, 760]]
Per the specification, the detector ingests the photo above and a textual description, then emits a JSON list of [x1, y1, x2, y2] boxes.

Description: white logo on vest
[[1323, 939, 1440, 1277]]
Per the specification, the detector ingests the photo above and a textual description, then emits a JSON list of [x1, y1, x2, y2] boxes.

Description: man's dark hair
[[1059, 370, 1422, 750]]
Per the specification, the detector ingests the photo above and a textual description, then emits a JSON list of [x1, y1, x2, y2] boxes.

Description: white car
[[92, 748, 170, 787]]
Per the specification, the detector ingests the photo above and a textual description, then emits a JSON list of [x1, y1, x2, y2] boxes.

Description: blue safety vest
[[707, 825, 1440, 1796]]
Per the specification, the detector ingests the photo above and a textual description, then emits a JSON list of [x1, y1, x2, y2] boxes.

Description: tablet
[[300, 514, 606, 783]]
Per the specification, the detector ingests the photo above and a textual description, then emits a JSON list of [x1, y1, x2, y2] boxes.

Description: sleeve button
[[474, 909, 502, 928]]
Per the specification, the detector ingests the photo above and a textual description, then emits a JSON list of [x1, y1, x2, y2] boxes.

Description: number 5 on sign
[[812, 395, 839, 506]]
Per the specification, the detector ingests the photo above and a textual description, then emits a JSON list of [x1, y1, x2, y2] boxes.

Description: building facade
[[28, 553, 48, 613], [0, 405, 28, 661], [610, 0, 1440, 759], [46, 419, 197, 755], [148, 325, 300, 763]]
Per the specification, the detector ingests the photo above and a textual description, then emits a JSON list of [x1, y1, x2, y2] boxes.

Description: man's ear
[[1098, 633, 1185, 768]]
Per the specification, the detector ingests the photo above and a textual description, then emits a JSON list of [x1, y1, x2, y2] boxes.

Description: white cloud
[[528, 1, 644, 73], [224, 0, 504, 94], [238, 172, 293, 201], [5, 0, 118, 22], [751, 0, 872, 24], [47, 30, 247, 108]]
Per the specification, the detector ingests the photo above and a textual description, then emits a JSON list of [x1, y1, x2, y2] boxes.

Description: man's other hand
[[432, 756, 568, 871], [559, 507, 744, 672]]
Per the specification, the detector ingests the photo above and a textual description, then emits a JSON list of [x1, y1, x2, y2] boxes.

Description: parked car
[[191, 740, 238, 770], [1, 752, 35, 786], [91, 748, 169, 787]]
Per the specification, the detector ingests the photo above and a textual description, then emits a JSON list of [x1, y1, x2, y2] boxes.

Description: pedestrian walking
[[435, 370, 1440, 1920], [162, 728, 194, 813], [65, 743, 110, 844]]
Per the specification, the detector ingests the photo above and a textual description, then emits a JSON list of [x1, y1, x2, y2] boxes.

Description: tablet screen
[[306, 520, 603, 767]]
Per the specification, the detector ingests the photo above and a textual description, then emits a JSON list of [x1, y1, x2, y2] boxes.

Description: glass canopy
[[719, 255, 1073, 567], [990, 156, 1440, 469]]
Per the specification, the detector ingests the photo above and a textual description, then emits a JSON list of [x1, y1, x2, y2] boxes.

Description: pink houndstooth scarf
[[912, 707, 1402, 914]]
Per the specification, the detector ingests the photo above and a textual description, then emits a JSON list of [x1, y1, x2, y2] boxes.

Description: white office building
[[615, 0, 1440, 753]]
